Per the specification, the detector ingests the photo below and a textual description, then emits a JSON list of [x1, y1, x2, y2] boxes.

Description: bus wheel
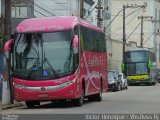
[[95, 81, 102, 102], [152, 82, 156, 86], [147, 82, 151, 86], [25, 101, 39, 108], [74, 86, 85, 106]]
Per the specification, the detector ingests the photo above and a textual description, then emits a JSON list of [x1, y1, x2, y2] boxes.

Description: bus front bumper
[[127, 78, 151, 84], [14, 81, 80, 102]]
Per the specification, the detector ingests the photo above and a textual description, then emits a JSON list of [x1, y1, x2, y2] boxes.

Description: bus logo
[[41, 87, 46, 91]]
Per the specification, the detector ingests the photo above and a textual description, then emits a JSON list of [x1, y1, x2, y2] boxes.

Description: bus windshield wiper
[[57, 69, 74, 77], [43, 57, 59, 78]]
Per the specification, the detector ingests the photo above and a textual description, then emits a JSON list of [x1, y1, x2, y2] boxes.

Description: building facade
[[11, 0, 34, 34], [34, 0, 80, 17], [111, 0, 160, 72]]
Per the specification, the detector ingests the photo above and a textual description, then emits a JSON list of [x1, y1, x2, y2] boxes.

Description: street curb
[[0, 102, 24, 111]]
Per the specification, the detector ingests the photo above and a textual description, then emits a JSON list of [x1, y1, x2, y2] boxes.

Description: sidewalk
[[0, 100, 24, 111]]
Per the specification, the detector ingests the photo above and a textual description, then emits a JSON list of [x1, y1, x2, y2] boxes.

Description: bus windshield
[[13, 30, 76, 80], [125, 51, 148, 62], [126, 62, 148, 75]]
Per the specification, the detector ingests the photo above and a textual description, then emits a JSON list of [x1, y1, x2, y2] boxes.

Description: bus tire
[[74, 83, 85, 106], [147, 82, 151, 86], [152, 81, 156, 86], [25, 101, 39, 108], [95, 81, 102, 102], [113, 87, 117, 92]]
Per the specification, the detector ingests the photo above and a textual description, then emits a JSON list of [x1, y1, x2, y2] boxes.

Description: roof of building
[[16, 16, 103, 33]]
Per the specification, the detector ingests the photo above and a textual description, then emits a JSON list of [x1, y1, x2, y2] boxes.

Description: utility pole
[[4, 0, 12, 41], [151, 20, 160, 68], [80, 0, 84, 18], [140, 16, 144, 48], [138, 16, 153, 47], [97, 0, 102, 27], [123, 5, 126, 63], [2, 0, 12, 104], [122, 3, 146, 62]]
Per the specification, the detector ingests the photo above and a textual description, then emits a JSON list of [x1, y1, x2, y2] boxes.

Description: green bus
[[122, 48, 157, 85]]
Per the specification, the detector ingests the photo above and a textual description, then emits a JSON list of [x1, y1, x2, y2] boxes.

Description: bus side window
[[73, 26, 79, 69], [74, 26, 79, 36]]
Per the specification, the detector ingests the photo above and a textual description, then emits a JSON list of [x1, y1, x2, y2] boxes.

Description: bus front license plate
[[38, 94, 48, 98]]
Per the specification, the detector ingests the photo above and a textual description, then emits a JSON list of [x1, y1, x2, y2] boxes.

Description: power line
[[22, 0, 56, 17], [118, 0, 124, 5], [106, 9, 123, 29], [14, 7, 27, 18], [84, 1, 99, 19], [113, 9, 141, 32], [50, 0, 82, 16], [125, 0, 129, 4], [35, 0, 64, 16], [34, 0, 56, 16], [122, 3, 146, 62], [126, 22, 141, 41], [21, 0, 48, 17], [126, 7, 141, 18], [34, 2, 55, 16], [138, 16, 153, 47], [112, 8, 142, 33], [126, 8, 142, 25], [143, 32, 154, 45], [83, 4, 92, 16]]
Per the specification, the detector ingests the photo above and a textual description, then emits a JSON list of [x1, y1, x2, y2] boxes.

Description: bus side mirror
[[4, 39, 14, 60], [148, 61, 152, 69], [72, 35, 79, 54], [122, 63, 125, 73]]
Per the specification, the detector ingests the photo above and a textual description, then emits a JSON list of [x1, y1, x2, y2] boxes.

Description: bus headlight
[[59, 79, 76, 88], [14, 84, 26, 89]]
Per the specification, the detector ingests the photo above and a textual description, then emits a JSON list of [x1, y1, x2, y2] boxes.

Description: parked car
[[108, 70, 122, 92], [119, 73, 128, 90]]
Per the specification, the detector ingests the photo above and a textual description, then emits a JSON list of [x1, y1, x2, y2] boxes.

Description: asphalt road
[[1, 84, 160, 120]]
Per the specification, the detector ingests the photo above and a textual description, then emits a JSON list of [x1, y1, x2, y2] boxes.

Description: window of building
[[12, 6, 28, 18]]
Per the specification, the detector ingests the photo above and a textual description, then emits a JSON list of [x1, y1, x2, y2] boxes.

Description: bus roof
[[126, 48, 154, 53], [16, 16, 103, 33]]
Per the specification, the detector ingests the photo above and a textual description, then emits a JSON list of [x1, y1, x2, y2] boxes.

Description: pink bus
[[4, 16, 108, 108]]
